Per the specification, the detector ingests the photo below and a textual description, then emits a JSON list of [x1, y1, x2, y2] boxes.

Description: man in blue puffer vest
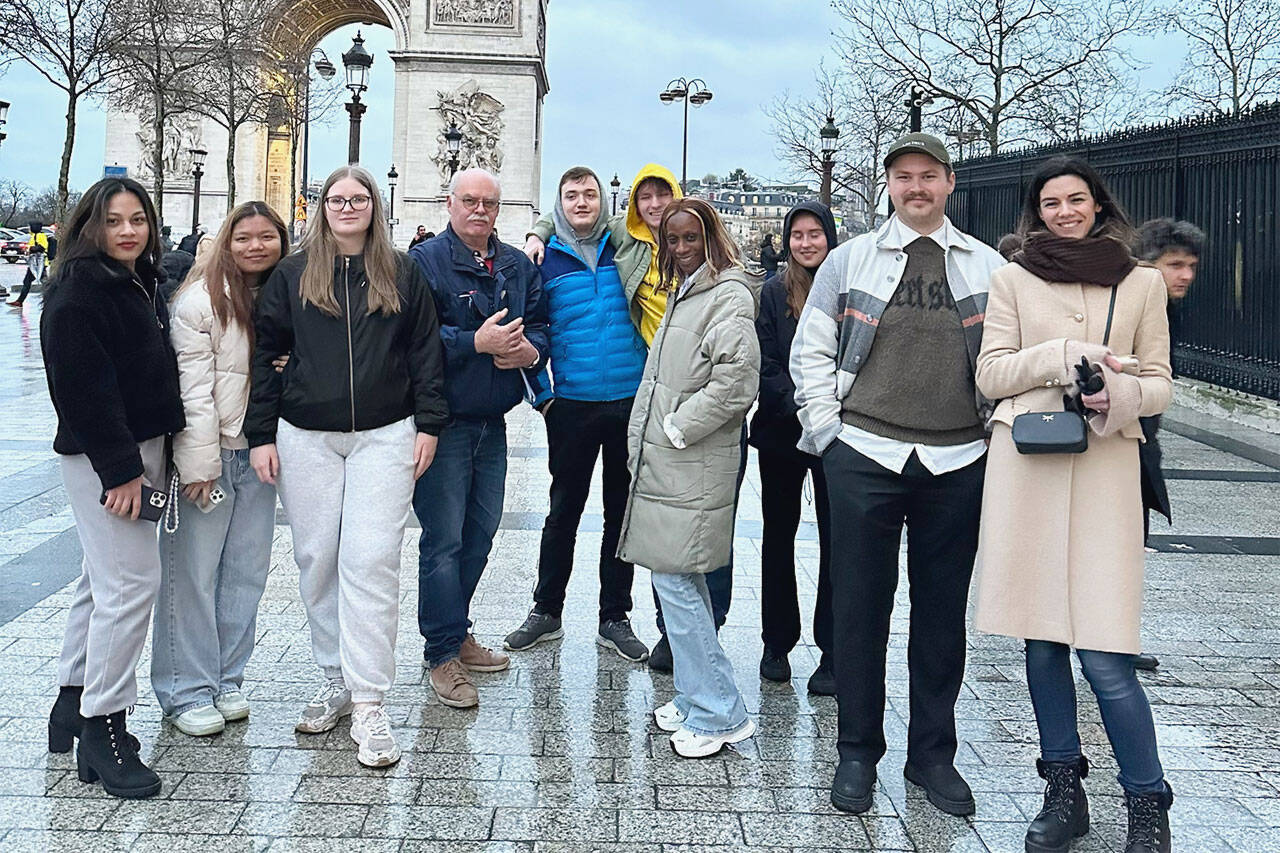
[[503, 166, 651, 662]]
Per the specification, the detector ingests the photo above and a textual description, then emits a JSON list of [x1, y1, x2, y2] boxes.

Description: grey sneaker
[[597, 619, 649, 662], [504, 610, 564, 651], [350, 703, 400, 767], [296, 679, 353, 734]]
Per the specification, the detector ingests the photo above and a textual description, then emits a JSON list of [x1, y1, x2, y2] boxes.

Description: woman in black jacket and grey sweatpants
[[244, 165, 449, 768]]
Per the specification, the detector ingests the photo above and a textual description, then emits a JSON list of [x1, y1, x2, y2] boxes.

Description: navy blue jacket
[[409, 227, 549, 420]]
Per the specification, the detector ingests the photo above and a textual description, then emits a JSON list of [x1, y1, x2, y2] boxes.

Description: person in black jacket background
[[749, 201, 838, 693], [759, 233, 781, 277], [41, 177, 184, 799], [245, 165, 448, 769]]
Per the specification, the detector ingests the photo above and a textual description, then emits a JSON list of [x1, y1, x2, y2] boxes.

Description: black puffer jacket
[[244, 251, 449, 446], [40, 255, 185, 489]]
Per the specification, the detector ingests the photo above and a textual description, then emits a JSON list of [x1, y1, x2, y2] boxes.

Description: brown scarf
[[1013, 231, 1136, 287]]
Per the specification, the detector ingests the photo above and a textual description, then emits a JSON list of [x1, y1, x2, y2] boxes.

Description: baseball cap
[[884, 133, 951, 169]]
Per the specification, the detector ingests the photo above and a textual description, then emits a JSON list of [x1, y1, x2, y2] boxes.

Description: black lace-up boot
[[49, 686, 140, 753], [1024, 755, 1090, 853], [76, 710, 161, 799], [1123, 782, 1173, 853]]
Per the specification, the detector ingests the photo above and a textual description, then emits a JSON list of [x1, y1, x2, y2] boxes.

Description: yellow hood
[[625, 163, 683, 246]]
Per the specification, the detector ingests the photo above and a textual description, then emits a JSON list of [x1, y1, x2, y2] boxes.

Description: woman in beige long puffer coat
[[973, 157, 1174, 853], [617, 198, 760, 759]]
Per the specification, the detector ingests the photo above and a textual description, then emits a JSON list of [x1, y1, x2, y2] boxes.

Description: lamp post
[[444, 123, 463, 178], [189, 147, 208, 235], [658, 77, 713, 193], [386, 164, 398, 242], [342, 31, 373, 165], [905, 84, 934, 133], [610, 173, 621, 214], [301, 49, 335, 202], [819, 113, 839, 207], [0, 100, 8, 150], [947, 127, 982, 161]]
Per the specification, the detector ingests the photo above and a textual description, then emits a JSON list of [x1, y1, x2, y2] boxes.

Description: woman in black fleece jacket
[[40, 178, 183, 799]]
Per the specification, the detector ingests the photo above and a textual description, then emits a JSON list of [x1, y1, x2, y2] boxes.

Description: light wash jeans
[[151, 447, 277, 716], [651, 571, 749, 736]]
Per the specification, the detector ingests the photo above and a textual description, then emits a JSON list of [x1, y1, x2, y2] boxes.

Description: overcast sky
[[0, 0, 1182, 212]]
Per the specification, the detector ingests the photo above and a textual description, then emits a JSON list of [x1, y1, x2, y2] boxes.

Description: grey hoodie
[[551, 169, 610, 272]]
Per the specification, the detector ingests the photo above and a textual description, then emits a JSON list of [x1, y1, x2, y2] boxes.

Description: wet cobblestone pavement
[[2, 267, 1279, 851]]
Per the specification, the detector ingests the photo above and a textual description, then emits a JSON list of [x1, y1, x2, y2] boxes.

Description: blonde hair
[[299, 165, 401, 316]]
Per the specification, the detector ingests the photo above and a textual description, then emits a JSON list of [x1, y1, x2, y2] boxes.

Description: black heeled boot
[[76, 710, 161, 799], [1123, 782, 1173, 853], [49, 686, 140, 753], [1025, 755, 1090, 853]]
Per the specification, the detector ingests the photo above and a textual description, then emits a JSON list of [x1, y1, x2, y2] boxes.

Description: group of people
[[35, 129, 1203, 853]]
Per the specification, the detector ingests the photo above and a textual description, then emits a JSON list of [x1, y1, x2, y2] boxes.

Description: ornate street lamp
[[444, 123, 463, 178], [610, 173, 621, 215], [658, 77, 713, 193], [301, 48, 336, 196], [386, 164, 398, 241], [905, 84, 934, 133], [819, 113, 839, 206], [343, 31, 373, 164], [189, 148, 208, 236], [0, 100, 9, 149]]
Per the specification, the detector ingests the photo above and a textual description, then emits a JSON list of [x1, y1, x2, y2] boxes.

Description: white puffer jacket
[[169, 279, 252, 483]]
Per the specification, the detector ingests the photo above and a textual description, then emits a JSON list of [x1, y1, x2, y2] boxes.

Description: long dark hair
[[54, 178, 163, 286], [1016, 156, 1135, 244], [781, 210, 829, 318], [656, 198, 742, 292]]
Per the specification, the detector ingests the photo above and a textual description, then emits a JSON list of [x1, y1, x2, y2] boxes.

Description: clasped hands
[[474, 308, 538, 369]]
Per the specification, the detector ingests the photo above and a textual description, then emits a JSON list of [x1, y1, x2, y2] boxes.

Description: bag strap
[[1102, 285, 1119, 347]]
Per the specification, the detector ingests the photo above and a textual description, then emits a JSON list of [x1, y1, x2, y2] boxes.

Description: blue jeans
[[651, 571, 748, 736], [152, 448, 277, 715], [1025, 640, 1166, 794], [415, 417, 507, 668]]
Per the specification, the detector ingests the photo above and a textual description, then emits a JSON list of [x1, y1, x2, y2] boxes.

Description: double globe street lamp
[[658, 77, 713, 193], [343, 32, 373, 165]]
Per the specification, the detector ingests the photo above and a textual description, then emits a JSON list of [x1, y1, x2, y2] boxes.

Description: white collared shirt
[[834, 217, 987, 475]]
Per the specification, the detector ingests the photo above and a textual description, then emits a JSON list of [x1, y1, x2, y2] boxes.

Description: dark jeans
[[652, 424, 747, 634], [13, 268, 36, 304], [414, 416, 507, 668], [1026, 640, 1166, 794], [823, 442, 984, 766], [758, 447, 832, 657], [532, 398, 634, 623]]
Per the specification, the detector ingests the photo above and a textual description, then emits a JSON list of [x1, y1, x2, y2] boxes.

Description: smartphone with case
[[100, 484, 168, 523], [198, 485, 227, 513]]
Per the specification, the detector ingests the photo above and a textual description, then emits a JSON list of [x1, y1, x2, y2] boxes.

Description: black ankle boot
[[76, 710, 161, 799], [1025, 755, 1090, 853], [49, 686, 140, 754], [1123, 783, 1173, 853]]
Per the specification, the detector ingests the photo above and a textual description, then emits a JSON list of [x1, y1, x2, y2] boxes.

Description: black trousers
[[822, 442, 985, 767], [757, 447, 833, 657], [532, 398, 635, 623]]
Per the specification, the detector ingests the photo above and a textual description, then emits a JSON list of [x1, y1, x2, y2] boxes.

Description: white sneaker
[[169, 704, 226, 737], [296, 679, 353, 734], [350, 703, 401, 767], [214, 691, 250, 722], [670, 718, 756, 758], [652, 700, 687, 733]]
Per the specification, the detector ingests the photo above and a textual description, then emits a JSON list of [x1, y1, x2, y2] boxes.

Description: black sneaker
[[503, 610, 563, 651], [597, 619, 649, 662], [807, 656, 836, 696], [760, 648, 792, 682], [648, 634, 673, 673]]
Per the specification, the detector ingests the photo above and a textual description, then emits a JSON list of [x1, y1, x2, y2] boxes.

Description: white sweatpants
[[275, 417, 415, 704]]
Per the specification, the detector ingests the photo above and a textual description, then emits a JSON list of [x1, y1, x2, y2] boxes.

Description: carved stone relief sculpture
[[432, 80, 506, 187], [432, 0, 516, 27], [134, 113, 204, 184]]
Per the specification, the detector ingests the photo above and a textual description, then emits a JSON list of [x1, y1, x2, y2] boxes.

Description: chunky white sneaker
[[350, 704, 401, 767], [296, 679, 353, 734], [670, 718, 757, 758], [214, 691, 250, 722], [169, 704, 226, 737], [652, 701, 687, 733]]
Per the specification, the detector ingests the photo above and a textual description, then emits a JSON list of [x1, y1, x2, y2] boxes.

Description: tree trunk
[[57, 90, 78, 224], [226, 128, 237, 212], [152, 95, 167, 225]]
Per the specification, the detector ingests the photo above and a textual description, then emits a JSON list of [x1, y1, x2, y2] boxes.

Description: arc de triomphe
[[103, 0, 549, 245]]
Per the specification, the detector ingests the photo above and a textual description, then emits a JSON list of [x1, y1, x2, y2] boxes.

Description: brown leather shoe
[[460, 634, 510, 673], [430, 659, 479, 708]]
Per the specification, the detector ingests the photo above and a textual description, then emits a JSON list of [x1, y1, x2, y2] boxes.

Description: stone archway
[[103, 0, 549, 244]]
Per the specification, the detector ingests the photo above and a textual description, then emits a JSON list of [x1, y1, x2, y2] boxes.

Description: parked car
[[0, 229, 28, 264]]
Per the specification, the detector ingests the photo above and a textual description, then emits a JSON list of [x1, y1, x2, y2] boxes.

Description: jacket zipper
[[343, 258, 356, 431], [131, 273, 162, 329]]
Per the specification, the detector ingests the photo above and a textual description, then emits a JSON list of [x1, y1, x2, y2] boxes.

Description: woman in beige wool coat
[[974, 157, 1174, 853]]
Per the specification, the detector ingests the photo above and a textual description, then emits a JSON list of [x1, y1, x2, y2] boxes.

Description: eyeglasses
[[455, 195, 501, 212], [325, 195, 372, 211]]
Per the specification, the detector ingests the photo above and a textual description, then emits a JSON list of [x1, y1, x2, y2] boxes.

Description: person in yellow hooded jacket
[[524, 164, 738, 672]]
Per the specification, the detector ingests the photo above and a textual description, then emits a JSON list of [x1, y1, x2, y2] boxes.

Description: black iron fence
[[951, 103, 1280, 400]]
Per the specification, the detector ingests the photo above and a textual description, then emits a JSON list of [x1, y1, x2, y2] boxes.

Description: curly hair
[[1136, 218, 1205, 261]]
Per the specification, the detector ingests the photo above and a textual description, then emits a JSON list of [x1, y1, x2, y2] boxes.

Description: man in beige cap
[[790, 132, 1003, 818]]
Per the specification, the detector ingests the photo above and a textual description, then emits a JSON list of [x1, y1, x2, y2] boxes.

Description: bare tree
[[0, 0, 132, 221], [1, 179, 32, 226], [833, 0, 1153, 153], [268, 46, 345, 218], [1164, 0, 1280, 116]]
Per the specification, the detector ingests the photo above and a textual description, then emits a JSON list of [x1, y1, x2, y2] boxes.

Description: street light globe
[[659, 91, 676, 105], [444, 123, 463, 155], [0, 100, 9, 125], [387, 164, 398, 187], [190, 148, 209, 169], [610, 173, 621, 190], [314, 53, 336, 80], [342, 31, 373, 96], [689, 91, 713, 106], [820, 113, 840, 154]]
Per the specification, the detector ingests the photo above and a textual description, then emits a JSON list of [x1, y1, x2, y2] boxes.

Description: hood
[[778, 201, 839, 265], [686, 263, 762, 313], [551, 167, 610, 266], [625, 163, 683, 246]]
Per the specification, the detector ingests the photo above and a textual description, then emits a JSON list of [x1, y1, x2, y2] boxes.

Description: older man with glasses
[[408, 168, 550, 709]]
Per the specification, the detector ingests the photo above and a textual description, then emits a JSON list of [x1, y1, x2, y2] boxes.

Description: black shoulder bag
[[1010, 285, 1118, 454]]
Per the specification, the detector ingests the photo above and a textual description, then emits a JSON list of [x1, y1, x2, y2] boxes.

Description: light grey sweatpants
[[57, 437, 166, 717], [275, 417, 415, 704]]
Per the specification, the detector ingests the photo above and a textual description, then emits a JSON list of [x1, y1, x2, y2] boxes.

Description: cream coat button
[[1073, 313, 1085, 322]]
